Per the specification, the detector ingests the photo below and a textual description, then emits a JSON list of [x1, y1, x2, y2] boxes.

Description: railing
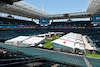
[[87, 36, 99, 51]]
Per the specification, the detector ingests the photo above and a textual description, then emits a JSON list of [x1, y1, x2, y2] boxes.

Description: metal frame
[[0, 0, 100, 19], [87, 0, 100, 16], [0, 1, 50, 19]]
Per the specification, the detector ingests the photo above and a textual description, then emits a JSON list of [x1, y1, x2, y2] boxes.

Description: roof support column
[[52, 19, 53, 23], [90, 17, 92, 21], [68, 18, 71, 21], [32, 18, 33, 21]]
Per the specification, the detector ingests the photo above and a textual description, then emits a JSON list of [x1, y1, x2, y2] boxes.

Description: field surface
[[43, 35, 60, 49]]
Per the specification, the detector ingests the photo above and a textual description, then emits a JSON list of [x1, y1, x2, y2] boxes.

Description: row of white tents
[[5, 36, 45, 47], [52, 32, 85, 53], [37, 32, 64, 38], [4, 32, 64, 47]]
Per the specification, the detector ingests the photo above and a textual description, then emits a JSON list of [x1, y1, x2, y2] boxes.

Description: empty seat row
[[50, 21, 93, 27], [0, 17, 38, 26]]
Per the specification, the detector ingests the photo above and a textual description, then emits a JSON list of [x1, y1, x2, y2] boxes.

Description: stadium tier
[[87, 57, 100, 67], [0, 17, 39, 26], [0, 43, 89, 67], [0, 17, 100, 48], [0, 17, 95, 27], [0, 43, 100, 67], [0, 48, 42, 66], [0, 0, 100, 67], [50, 21, 93, 27]]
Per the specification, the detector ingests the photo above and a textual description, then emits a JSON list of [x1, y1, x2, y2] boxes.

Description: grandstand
[[0, 0, 100, 67], [50, 21, 93, 27]]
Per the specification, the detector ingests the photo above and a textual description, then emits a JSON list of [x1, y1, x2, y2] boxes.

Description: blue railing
[[87, 36, 99, 51]]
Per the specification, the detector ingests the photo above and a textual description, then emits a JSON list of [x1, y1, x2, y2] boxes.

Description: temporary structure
[[20, 36, 45, 47], [5, 36, 30, 46]]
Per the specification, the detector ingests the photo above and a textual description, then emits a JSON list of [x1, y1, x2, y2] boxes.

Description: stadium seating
[[40, 61, 57, 67], [0, 17, 99, 49], [0, 48, 42, 66], [0, 29, 42, 40], [37, 52, 88, 67], [0, 43, 88, 67], [87, 57, 100, 67], [0, 17, 38, 26], [0, 29, 99, 49], [50, 21, 93, 27]]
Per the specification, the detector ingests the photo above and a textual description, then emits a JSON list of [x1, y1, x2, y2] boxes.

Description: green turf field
[[43, 35, 60, 49], [51, 35, 61, 39], [85, 53, 100, 58], [43, 39, 53, 49]]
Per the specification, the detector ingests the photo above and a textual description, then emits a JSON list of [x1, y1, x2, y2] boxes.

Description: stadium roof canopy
[[86, 0, 100, 16], [0, 0, 22, 5], [0, 1, 50, 19], [0, 0, 100, 19]]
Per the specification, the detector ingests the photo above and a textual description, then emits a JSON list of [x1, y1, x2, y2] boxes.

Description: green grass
[[43, 40, 53, 49], [51, 35, 60, 39], [43, 35, 60, 49], [85, 53, 100, 58]]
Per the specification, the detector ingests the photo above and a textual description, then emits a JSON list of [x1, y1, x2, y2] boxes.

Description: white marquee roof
[[5, 36, 30, 42], [21, 36, 45, 46], [52, 39, 75, 49], [52, 32, 85, 50]]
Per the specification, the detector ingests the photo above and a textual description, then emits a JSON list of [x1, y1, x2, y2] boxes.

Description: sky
[[0, 0, 90, 22], [24, 0, 89, 14]]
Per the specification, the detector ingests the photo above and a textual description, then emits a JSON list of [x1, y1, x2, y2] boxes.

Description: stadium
[[0, 0, 100, 67]]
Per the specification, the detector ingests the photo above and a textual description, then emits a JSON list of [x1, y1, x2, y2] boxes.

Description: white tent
[[74, 43, 85, 50], [20, 36, 45, 47], [52, 39, 75, 49], [55, 32, 64, 35], [63, 34, 77, 39], [60, 36, 76, 42], [48, 32, 56, 35], [5, 36, 30, 46], [37, 33, 51, 38], [37, 34, 46, 38], [44, 33, 51, 37], [76, 39, 84, 44], [38, 44, 43, 47], [52, 32, 85, 52]]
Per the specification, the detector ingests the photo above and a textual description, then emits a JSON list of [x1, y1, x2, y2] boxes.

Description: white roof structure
[[5, 36, 30, 42], [62, 33, 77, 39], [55, 32, 64, 35], [76, 39, 84, 44], [52, 39, 75, 49], [5, 36, 30, 45], [52, 32, 85, 50], [74, 43, 85, 50], [51, 0, 100, 19], [38, 44, 43, 47], [37, 33, 51, 38], [60, 33, 84, 44], [0, 0, 100, 19], [21, 36, 45, 47], [60, 37, 76, 42], [48, 32, 55, 35], [0, 1, 50, 19], [86, 0, 100, 15], [37, 34, 46, 37], [50, 12, 92, 19]]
